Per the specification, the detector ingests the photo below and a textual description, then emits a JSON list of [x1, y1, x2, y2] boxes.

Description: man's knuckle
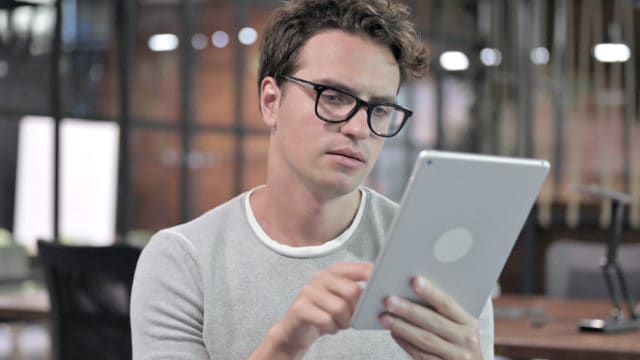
[[314, 311, 329, 325], [345, 283, 360, 298], [417, 332, 436, 349], [468, 336, 480, 349], [291, 299, 305, 314], [463, 330, 479, 348], [426, 312, 442, 328], [469, 318, 479, 329], [319, 313, 337, 333], [437, 294, 454, 312], [300, 284, 314, 297], [337, 300, 350, 314], [328, 263, 343, 273], [310, 272, 324, 283], [328, 300, 347, 315]]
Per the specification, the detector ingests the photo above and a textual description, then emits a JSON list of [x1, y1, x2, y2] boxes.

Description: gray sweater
[[131, 187, 494, 359]]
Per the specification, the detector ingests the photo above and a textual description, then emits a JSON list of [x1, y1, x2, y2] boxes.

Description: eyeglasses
[[278, 75, 412, 138]]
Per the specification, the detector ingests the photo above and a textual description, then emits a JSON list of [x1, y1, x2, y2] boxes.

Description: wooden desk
[[0, 290, 50, 321], [494, 295, 640, 360]]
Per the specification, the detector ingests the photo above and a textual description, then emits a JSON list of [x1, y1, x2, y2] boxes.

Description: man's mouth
[[328, 149, 366, 164]]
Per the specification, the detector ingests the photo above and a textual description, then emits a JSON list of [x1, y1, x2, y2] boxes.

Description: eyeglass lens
[[316, 88, 404, 136]]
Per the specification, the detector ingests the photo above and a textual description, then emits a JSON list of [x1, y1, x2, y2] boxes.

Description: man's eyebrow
[[315, 78, 398, 104]]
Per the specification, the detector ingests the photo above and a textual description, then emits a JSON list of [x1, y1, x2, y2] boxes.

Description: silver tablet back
[[351, 150, 550, 329]]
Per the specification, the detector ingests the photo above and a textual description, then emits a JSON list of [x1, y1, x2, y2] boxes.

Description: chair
[[37, 240, 141, 360], [545, 239, 640, 299]]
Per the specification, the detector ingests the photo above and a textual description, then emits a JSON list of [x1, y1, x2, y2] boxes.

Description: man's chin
[[318, 173, 365, 197]]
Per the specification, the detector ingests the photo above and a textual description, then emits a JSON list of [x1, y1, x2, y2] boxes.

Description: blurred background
[[0, 0, 639, 358]]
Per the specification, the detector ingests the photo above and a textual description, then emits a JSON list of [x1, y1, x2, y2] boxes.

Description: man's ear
[[259, 77, 281, 129]]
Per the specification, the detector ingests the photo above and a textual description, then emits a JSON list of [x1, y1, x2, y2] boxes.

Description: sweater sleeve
[[478, 299, 495, 360], [130, 230, 209, 359]]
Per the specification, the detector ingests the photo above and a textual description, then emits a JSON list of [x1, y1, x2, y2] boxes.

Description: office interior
[[0, 0, 639, 359]]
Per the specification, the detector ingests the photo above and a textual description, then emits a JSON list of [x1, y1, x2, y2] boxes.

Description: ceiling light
[[594, 43, 631, 63], [212, 30, 229, 48], [480, 48, 502, 67], [148, 33, 179, 52], [238, 27, 257, 46], [191, 33, 207, 50], [530, 47, 550, 65], [439, 51, 469, 71]]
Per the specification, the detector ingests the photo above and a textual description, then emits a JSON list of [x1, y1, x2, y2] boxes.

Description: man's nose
[[339, 106, 370, 139]]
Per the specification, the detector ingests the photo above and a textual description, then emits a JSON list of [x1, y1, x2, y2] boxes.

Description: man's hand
[[252, 262, 372, 359], [379, 277, 483, 360]]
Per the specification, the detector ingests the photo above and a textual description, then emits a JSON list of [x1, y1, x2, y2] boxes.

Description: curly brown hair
[[258, 0, 428, 93]]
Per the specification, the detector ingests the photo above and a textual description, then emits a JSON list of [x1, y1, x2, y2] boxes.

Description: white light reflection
[[191, 33, 208, 50], [530, 47, 550, 65], [439, 51, 469, 71], [594, 43, 631, 63], [212, 30, 229, 48], [480, 48, 502, 66], [238, 27, 257, 46], [148, 33, 179, 52]]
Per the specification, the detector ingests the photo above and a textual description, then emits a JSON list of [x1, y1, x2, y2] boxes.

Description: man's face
[[263, 29, 401, 198]]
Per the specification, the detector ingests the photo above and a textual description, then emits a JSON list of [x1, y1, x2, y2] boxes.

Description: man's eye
[[322, 91, 350, 105], [373, 106, 392, 116]]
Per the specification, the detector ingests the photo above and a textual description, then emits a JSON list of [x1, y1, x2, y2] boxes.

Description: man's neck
[[249, 182, 362, 247]]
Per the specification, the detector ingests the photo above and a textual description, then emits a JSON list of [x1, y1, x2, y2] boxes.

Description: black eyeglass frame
[[278, 75, 412, 138]]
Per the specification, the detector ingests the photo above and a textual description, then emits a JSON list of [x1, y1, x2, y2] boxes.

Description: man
[[131, 0, 494, 359]]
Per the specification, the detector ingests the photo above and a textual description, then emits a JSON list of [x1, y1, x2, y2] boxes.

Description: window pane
[[60, 0, 118, 119], [131, 128, 181, 230], [0, 5, 54, 114], [190, 2, 271, 129], [13, 116, 54, 254], [407, 0, 435, 31], [13, 116, 118, 252], [131, 2, 180, 123], [189, 132, 235, 216], [59, 118, 119, 245], [193, 1, 236, 127]]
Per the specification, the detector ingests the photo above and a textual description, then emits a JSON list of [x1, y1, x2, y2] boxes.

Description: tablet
[[351, 150, 550, 329]]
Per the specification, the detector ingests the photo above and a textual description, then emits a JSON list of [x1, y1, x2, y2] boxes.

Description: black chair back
[[37, 240, 141, 360]]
